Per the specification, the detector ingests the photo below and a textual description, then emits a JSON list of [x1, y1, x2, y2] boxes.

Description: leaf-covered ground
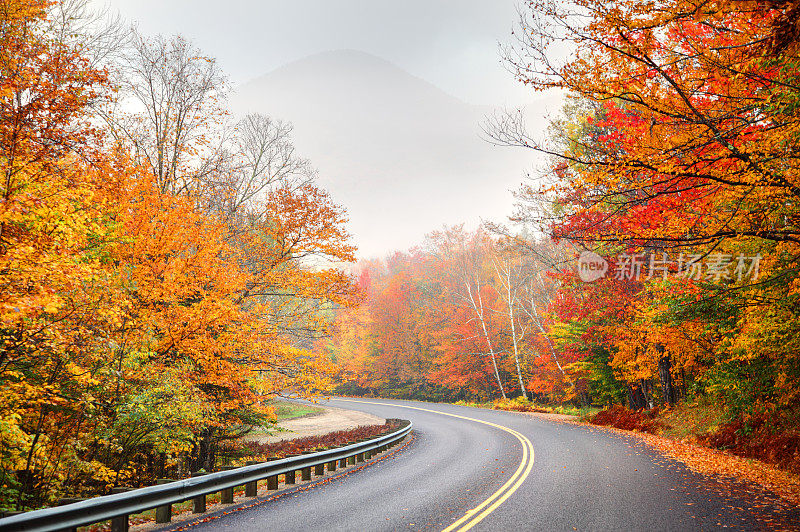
[[586, 406, 800, 521], [593, 424, 800, 530]]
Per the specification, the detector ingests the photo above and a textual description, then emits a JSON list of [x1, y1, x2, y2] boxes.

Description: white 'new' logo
[[577, 251, 608, 282]]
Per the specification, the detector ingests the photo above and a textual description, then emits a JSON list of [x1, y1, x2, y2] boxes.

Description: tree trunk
[[155, 453, 166, 479], [508, 304, 528, 401], [658, 350, 676, 407], [494, 264, 527, 400], [680, 366, 687, 400], [579, 389, 590, 407], [469, 284, 506, 399], [627, 383, 647, 410], [17, 403, 49, 509], [640, 379, 654, 409]]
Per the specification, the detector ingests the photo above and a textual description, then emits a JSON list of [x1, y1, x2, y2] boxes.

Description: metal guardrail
[[0, 419, 412, 532]]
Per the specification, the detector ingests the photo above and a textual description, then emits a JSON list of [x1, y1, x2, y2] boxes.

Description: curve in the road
[[338, 399, 534, 532], [179, 398, 796, 531]]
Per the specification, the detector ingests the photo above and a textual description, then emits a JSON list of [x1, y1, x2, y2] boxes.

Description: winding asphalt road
[[172, 398, 797, 531]]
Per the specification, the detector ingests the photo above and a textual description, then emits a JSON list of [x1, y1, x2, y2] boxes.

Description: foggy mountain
[[232, 50, 551, 258]]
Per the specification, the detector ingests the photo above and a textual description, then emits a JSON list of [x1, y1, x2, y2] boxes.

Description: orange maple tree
[[0, 0, 359, 509]]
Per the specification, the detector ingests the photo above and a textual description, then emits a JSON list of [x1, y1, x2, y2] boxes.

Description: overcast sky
[[93, 1, 558, 258], [96, 0, 534, 106]]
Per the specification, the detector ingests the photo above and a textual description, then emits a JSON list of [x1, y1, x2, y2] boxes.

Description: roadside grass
[[589, 398, 727, 439], [552, 404, 602, 419], [590, 399, 800, 476], [272, 400, 324, 421], [587, 398, 800, 507], [655, 397, 727, 440], [454, 400, 495, 410], [237, 401, 324, 439], [454, 397, 597, 418]]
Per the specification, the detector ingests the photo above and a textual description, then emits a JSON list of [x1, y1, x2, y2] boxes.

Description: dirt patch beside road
[[249, 403, 385, 444], [521, 411, 577, 423]]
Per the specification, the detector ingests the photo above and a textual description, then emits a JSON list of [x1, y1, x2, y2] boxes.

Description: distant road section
[[180, 398, 794, 531]]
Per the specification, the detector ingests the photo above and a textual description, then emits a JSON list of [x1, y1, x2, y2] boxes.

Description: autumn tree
[[0, 0, 360, 509], [0, 0, 128, 507], [205, 113, 315, 217], [488, 0, 800, 418], [426, 227, 509, 398], [490, 241, 535, 398], [106, 31, 227, 195]]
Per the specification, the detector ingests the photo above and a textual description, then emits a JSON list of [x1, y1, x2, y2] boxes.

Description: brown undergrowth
[[696, 414, 800, 476], [590, 404, 662, 432], [220, 420, 400, 465]]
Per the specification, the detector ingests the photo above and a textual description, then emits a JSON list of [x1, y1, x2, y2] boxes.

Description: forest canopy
[[0, 0, 358, 510], [323, 1, 800, 453]]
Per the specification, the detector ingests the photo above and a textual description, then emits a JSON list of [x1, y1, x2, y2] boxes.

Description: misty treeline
[[322, 0, 800, 453], [1, 0, 357, 510], [323, 227, 574, 403]]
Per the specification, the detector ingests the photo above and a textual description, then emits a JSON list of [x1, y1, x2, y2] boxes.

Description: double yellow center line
[[336, 399, 535, 532]]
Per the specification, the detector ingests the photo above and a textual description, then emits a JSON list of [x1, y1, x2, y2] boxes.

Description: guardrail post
[[155, 479, 173, 523], [347, 455, 356, 465], [191, 472, 208, 513], [218, 467, 235, 503], [356, 451, 364, 462], [245, 462, 259, 496], [284, 455, 297, 485], [313, 448, 325, 475], [298, 452, 312, 481], [57, 498, 84, 532], [327, 458, 337, 472], [110, 488, 131, 532], [266, 457, 279, 490], [111, 514, 128, 531]]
